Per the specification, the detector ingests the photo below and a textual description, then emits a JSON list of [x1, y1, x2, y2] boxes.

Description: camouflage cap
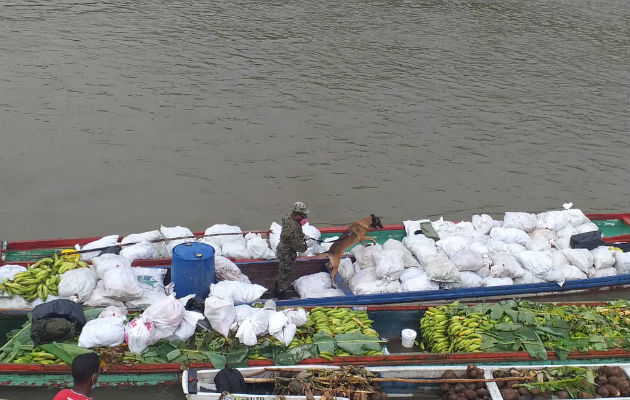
[[292, 201, 308, 215]]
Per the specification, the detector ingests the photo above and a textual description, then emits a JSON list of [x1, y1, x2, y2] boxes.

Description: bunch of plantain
[[447, 312, 494, 353], [0, 252, 89, 302], [419, 304, 451, 353], [308, 307, 377, 337], [12, 347, 66, 365]]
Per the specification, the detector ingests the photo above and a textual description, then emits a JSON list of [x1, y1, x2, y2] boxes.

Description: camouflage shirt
[[279, 214, 307, 252]]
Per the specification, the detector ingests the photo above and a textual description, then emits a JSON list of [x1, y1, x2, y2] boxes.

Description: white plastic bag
[[221, 241, 251, 259], [121, 230, 169, 259], [133, 267, 167, 292], [436, 235, 469, 258], [563, 249, 594, 273], [588, 267, 617, 278], [273, 323, 297, 347], [472, 214, 494, 235], [401, 275, 439, 292], [210, 281, 267, 304], [565, 207, 589, 227], [351, 244, 383, 269], [83, 281, 125, 307], [214, 255, 251, 283], [102, 265, 144, 300], [160, 225, 195, 255], [293, 272, 332, 298], [516, 251, 553, 277], [403, 235, 438, 266], [449, 248, 488, 273], [79, 316, 126, 348], [490, 227, 530, 245], [236, 311, 269, 346], [526, 238, 551, 252], [0, 265, 27, 297], [591, 246, 615, 269], [574, 221, 599, 234], [400, 267, 426, 282], [142, 295, 186, 338], [484, 277, 514, 287], [124, 290, 169, 309], [120, 241, 159, 262], [170, 311, 204, 341], [503, 212, 537, 232], [99, 306, 128, 319], [204, 295, 235, 337], [303, 288, 345, 298], [445, 271, 484, 288], [506, 243, 527, 255], [348, 267, 380, 294], [383, 239, 419, 267], [245, 232, 275, 259], [268, 222, 282, 251], [92, 254, 132, 280], [373, 249, 405, 279], [282, 308, 308, 327], [75, 235, 119, 261], [423, 254, 460, 282], [301, 223, 322, 253], [268, 311, 289, 335], [58, 268, 97, 303], [124, 317, 157, 354]]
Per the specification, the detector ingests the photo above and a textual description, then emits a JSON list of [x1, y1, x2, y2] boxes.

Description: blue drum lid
[[172, 242, 215, 260]]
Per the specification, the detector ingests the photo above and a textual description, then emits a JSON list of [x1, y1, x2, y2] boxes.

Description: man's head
[[291, 201, 308, 221], [71, 353, 100, 387]]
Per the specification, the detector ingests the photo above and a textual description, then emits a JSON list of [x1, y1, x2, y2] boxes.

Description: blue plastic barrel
[[171, 242, 215, 299]]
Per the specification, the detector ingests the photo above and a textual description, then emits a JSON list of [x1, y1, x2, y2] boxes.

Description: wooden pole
[[244, 376, 532, 384]]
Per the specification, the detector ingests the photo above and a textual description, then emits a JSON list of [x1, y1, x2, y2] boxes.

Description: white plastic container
[[401, 329, 417, 348]]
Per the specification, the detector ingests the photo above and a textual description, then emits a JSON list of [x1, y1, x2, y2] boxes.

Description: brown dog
[[323, 214, 383, 288]]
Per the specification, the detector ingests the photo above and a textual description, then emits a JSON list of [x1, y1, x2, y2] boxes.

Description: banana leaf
[[39, 342, 93, 364], [225, 344, 249, 368], [334, 333, 382, 356], [273, 344, 318, 366], [313, 332, 335, 354]]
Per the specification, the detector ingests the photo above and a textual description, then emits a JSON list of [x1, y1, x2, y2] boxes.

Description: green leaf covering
[[225, 344, 249, 368], [273, 344, 318, 366], [39, 342, 93, 364], [201, 352, 226, 369], [334, 333, 381, 356], [313, 332, 335, 354]]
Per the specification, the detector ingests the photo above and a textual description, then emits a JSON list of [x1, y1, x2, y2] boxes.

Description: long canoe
[[1, 303, 629, 388], [0, 214, 628, 311], [182, 363, 630, 400]]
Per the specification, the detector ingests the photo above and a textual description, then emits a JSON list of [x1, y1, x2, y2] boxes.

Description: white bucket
[[401, 328, 417, 348]]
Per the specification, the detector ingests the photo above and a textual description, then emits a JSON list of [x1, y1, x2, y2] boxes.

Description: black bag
[[214, 368, 247, 394], [31, 318, 77, 345], [31, 299, 86, 330], [185, 296, 206, 313], [570, 230, 602, 250]]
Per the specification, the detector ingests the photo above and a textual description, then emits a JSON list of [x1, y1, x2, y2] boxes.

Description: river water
[[0, 0, 629, 398]]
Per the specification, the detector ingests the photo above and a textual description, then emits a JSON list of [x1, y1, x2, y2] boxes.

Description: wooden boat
[[0, 215, 629, 311], [1, 302, 629, 388], [182, 363, 630, 400]]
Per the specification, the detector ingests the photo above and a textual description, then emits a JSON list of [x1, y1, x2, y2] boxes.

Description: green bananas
[[308, 307, 377, 337], [12, 348, 66, 365], [419, 304, 453, 353], [0, 253, 89, 302]]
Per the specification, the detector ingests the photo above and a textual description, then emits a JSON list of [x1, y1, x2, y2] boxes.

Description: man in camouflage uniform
[[276, 201, 309, 299]]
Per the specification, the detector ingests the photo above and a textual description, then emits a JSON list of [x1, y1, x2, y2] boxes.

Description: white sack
[[204, 295, 235, 337], [527, 239, 551, 252], [282, 308, 308, 327], [210, 280, 266, 304], [403, 235, 438, 266], [301, 223, 322, 253], [236, 312, 268, 346], [490, 227, 530, 245], [574, 221, 600, 234], [92, 254, 131, 280], [400, 267, 426, 282], [591, 246, 615, 269], [556, 225, 578, 249], [423, 254, 460, 282], [124, 317, 157, 354], [201, 224, 246, 254], [513, 270, 545, 285], [373, 249, 405, 279], [160, 225, 195, 255], [268, 222, 282, 252], [614, 251, 630, 274], [338, 258, 356, 282], [215, 255, 251, 283], [121, 230, 169, 259], [273, 323, 297, 347], [436, 235, 469, 258], [588, 267, 617, 278], [124, 290, 169, 309], [351, 244, 383, 269], [293, 272, 332, 298], [469, 242, 490, 258], [58, 268, 97, 303], [302, 288, 345, 298], [490, 252, 525, 279], [506, 243, 527, 255], [268, 311, 289, 335], [133, 267, 167, 293], [221, 241, 251, 259], [484, 277, 514, 287], [401, 276, 439, 292], [120, 241, 159, 262], [383, 239, 419, 267], [565, 208, 589, 227], [245, 232, 275, 259], [485, 240, 509, 254], [170, 310, 204, 341], [563, 249, 594, 273], [516, 251, 553, 277], [403, 219, 427, 237], [449, 248, 488, 273], [142, 295, 186, 338], [79, 316, 126, 348], [433, 218, 457, 238], [503, 212, 538, 232], [75, 235, 119, 261], [454, 222, 477, 239], [559, 265, 587, 281], [348, 267, 379, 294], [83, 281, 125, 308], [551, 249, 570, 269], [472, 214, 494, 235], [536, 211, 569, 231], [103, 265, 144, 300], [444, 271, 484, 288]]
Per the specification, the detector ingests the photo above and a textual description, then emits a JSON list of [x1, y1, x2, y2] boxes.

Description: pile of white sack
[[330, 205, 629, 295]]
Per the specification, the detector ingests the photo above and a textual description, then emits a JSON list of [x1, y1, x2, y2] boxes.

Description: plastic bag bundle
[[490, 252, 525, 279], [102, 265, 144, 300], [442, 271, 484, 288], [591, 246, 615, 269], [83, 281, 125, 308], [338, 258, 356, 282], [282, 308, 308, 327], [92, 254, 132, 280], [472, 214, 494, 235], [125, 317, 157, 354], [121, 230, 169, 259], [536, 211, 569, 231], [502, 212, 537, 232], [373, 249, 405, 279], [383, 239, 419, 267], [436, 235, 469, 258], [170, 310, 204, 342], [614, 251, 630, 274], [120, 241, 159, 262], [351, 244, 383, 269], [209, 281, 266, 304], [99, 306, 128, 319], [204, 295, 235, 337], [75, 235, 119, 261], [79, 316, 126, 348], [292, 272, 333, 298], [490, 227, 530, 245], [142, 295, 186, 339], [215, 255, 251, 283], [160, 225, 195, 255], [0, 265, 27, 297], [563, 249, 594, 273], [423, 254, 460, 282], [58, 268, 97, 303], [245, 232, 275, 259]]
